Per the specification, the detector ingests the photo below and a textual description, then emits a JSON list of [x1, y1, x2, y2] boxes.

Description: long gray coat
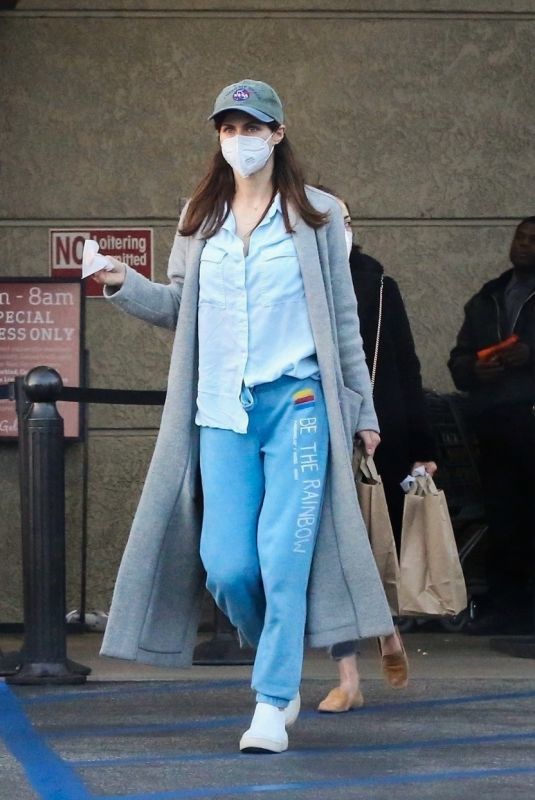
[[100, 187, 394, 667]]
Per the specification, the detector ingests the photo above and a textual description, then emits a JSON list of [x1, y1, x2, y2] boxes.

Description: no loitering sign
[[50, 228, 153, 297]]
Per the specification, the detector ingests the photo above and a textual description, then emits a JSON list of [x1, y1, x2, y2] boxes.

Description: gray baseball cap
[[208, 79, 284, 125]]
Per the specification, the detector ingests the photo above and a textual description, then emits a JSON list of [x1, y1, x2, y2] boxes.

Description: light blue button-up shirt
[[196, 195, 319, 433]]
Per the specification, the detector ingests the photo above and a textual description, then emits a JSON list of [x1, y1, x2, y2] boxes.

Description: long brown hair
[[180, 120, 329, 237]]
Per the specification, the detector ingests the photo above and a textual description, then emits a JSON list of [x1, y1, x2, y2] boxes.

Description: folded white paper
[[82, 239, 113, 278], [400, 465, 427, 493]]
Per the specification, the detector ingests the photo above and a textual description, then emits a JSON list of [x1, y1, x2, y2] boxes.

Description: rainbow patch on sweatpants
[[293, 387, 316, 410]]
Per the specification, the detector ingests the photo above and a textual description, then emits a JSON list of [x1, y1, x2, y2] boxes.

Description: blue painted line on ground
[[42, 688, 535, 739], [89, 764, 535, 799], [5, 677, 535, 800], [338, 687, 535, 714], [69, 728, 535, 769], [0, 680, 92, 800], [23, 679, 249, 705]]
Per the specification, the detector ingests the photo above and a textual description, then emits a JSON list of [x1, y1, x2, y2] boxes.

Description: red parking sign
[[50, 228, 153, 297]]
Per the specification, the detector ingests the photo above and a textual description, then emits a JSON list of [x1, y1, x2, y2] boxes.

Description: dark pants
[[473, 403, 535, 612], [330, 640, 358, 660]]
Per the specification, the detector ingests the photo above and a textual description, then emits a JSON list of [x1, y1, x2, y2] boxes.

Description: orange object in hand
[[476, 334, 519, 362]]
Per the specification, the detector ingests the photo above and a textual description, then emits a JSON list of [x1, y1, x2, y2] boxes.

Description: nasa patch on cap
[[208, 79, 284, 125], [232, 87, 251, 102]]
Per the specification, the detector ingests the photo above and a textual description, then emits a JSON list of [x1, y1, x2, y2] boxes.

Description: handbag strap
[[370, 274, 384, 393]]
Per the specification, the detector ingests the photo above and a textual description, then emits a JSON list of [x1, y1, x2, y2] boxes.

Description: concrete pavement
[[1, 631, 535, 799]]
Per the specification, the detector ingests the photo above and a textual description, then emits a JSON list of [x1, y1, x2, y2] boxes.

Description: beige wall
[[0, 1, 532, 619]]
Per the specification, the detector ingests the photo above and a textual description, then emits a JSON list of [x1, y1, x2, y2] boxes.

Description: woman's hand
[[412, 460, 438, 476], [91, 256, 126, 288], [357, 430, 381, 457]]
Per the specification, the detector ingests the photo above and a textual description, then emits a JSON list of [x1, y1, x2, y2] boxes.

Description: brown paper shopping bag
[[398, 474, 467, 617], [353, 447, 400, 614]]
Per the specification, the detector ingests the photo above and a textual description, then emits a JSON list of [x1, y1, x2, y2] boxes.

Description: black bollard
[[7, 366, 88, 685]]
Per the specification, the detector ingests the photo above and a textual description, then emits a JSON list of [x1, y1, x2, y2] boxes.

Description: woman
[[315, 190, 437, 713], [94, 80, 393, 754]]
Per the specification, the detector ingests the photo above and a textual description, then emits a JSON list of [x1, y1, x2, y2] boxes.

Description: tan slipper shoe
[[379, 628, 409, 689], [317, 686, 364, 713]]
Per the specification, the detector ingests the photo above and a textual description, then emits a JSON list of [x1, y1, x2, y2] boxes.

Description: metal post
[[7, 366, 88, 684], [79, 348, 90, 625], [0, 378, 31, 676]]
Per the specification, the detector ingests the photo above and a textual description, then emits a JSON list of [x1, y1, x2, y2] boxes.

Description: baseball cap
[[208, 79, 284, 125]]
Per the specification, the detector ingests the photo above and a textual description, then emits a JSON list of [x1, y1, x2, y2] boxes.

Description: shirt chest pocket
[[257, 239, 303, 307], [199, 245, 227, 308]]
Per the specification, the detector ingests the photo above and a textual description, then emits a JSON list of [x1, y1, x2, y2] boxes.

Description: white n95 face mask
[[221, 133, 274, 178]]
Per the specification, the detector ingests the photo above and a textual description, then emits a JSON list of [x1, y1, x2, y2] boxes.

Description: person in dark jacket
[[448, 217, 535, 634], [316, 190, 437, 712], [350, 247, 437, 544]]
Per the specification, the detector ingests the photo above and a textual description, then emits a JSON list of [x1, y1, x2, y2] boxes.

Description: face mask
[[345, 230, 353, 257], [221, 132, 275, 178]]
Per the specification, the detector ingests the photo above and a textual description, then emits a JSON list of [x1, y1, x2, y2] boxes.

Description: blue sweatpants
[[199, 375, 329, 707]]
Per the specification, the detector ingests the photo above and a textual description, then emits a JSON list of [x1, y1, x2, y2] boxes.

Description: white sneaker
[[284, 692, 301, 728], [239, 702, 288, 753]]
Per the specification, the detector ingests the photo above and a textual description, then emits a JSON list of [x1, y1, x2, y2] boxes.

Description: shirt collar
[[222, 209, 235, 233]]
